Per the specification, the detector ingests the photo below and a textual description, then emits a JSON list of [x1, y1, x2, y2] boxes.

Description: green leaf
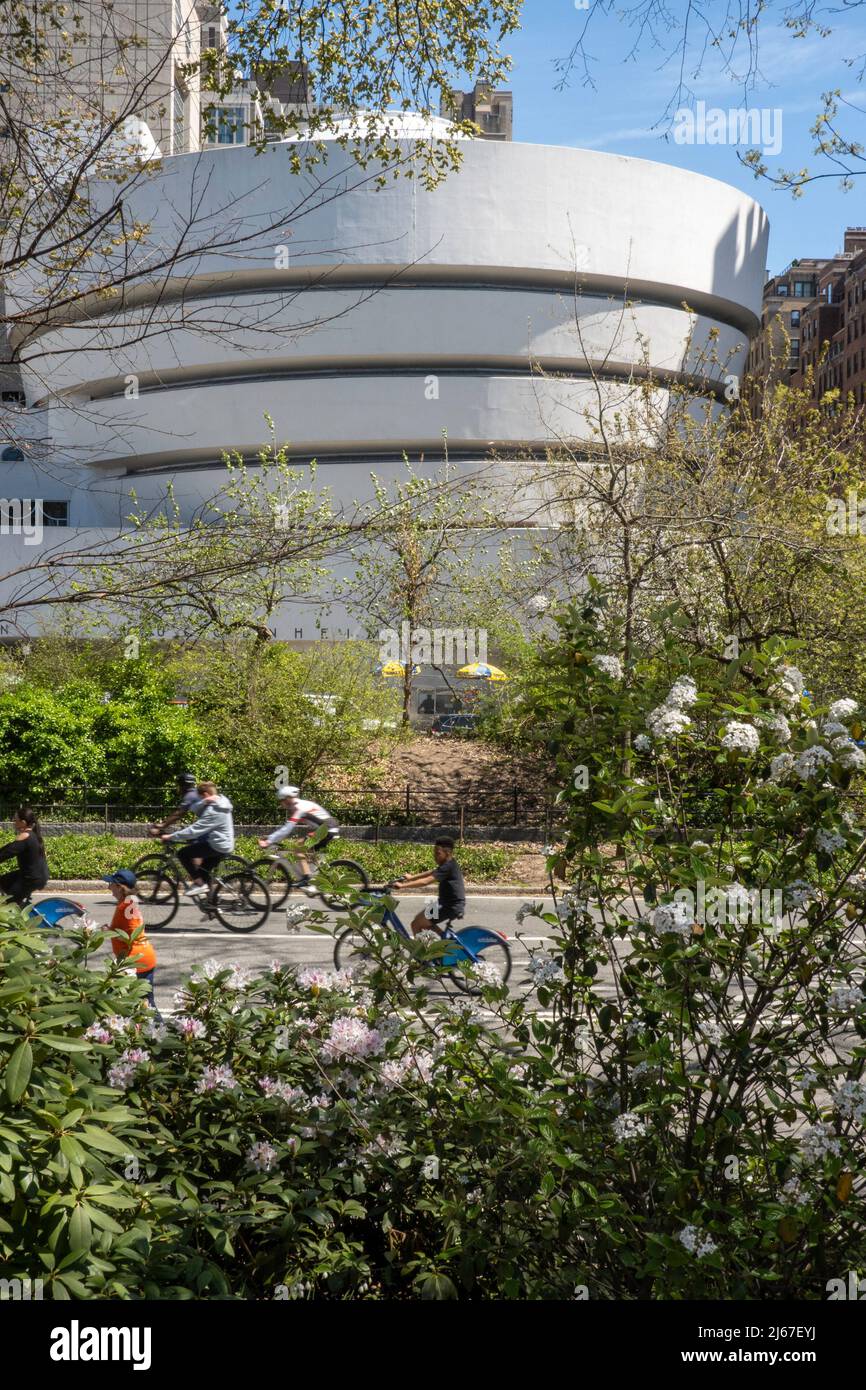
[[5, 1040, 32, 1102], [68, 1205, 92, 1251], [37, 1035, 92, 1053], [78, 1127, 135, 1158], [419, 1273, 458, 1300]]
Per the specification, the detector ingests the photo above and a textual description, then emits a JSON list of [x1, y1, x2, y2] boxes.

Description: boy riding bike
[[162, 781, 235, 898], [257, 786, 339, 896], [392, 837, 466, 936]]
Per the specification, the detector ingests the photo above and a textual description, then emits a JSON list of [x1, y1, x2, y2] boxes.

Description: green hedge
[[38, 833, 519, 884]]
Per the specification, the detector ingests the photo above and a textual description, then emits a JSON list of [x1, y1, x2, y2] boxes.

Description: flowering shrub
[[506, 596, 866, 1296], [4, 603, 866, 1298]]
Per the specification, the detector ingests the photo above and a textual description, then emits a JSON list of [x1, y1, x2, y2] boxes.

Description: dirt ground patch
[[376, 734, 547, 801]]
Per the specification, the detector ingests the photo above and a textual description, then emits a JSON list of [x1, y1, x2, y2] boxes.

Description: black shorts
[[436, 905, 464, 924], [301, 817, 339, 845]]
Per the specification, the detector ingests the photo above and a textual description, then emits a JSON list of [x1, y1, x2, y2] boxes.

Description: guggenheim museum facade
[[1, 109, 770, 636]]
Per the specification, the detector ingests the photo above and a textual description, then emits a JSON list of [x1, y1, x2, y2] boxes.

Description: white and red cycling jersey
[[266, 800, 338, 846]]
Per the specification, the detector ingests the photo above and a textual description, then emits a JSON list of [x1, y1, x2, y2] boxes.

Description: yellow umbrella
[[376, 660, 422, 677], [456, 662, 508, 682]]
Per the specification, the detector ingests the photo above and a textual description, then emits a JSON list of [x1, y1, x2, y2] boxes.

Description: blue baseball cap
[[104, 869, 137, 888]]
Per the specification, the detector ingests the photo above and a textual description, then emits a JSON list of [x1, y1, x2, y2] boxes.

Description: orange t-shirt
[[110, 895, 156, 973]]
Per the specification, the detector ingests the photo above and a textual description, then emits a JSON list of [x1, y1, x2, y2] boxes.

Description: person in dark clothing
[[0, 806, 49, 905], [393, 837, 466, 936]]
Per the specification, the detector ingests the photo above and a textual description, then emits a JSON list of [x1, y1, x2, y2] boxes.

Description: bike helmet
[[276, 785, 300, 799], [177, 772, 197, 789]]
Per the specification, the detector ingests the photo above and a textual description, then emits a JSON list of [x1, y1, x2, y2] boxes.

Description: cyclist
[[162, 781, 235, 898], [149, 772, 202, 838], [392, 837, 466, 936], [257, 786, 339, 896], [0, 806, 49, 906]]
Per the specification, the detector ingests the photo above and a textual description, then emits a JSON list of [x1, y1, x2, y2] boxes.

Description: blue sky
[[503, 1, 866, 276]]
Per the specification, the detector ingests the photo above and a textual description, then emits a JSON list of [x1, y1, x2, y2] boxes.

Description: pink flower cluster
[[297, 967, 355, 992], [258, 1076, 306, 1106], [85, 1023, 113, 1045], [321, 1014, 384, 1062], [107, 1047, 150, 1089], [174, 1015, 207, 1040], [196, 1063, 238, 1094], [246, 1140, 278, 1172]]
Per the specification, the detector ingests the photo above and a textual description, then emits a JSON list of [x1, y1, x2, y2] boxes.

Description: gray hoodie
[[168, 794, 235, 853]]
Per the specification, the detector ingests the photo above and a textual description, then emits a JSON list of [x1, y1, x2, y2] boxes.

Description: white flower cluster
[[528, 952, 565, 986], [646, 675, 697, 742], [828, 985, 864, 1014], [560, 887, 588, 915], [793, 746, 834, 781], [515, 901, 542, 925], [770, 664, 805, 707], [834, 740, 866, 772], [829, 698, 858, 722], [769, 752, 794, 784], [815, 828, 846, 856], [678, 1225, 717, 1258], [798, 1122, 842, 1165], [633, 733, 652, 753], [784, 879, 815, 911], [651, 901, 694, 939], [698, 1020, 724, 1047], [759, 711, 791, 744], [721, 720, 760, 755], [780, 1176, 808, 1207], [285, 903, 315, 930], [821, 720, 849, 741], [592, 653, 624, 679], [472, 960, 507, 987], [833, 1079, 866, 1124], [612, 1111, 649, 1142]]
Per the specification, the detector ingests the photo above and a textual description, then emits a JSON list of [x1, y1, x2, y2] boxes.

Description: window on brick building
[[791, 310, 800, 327]]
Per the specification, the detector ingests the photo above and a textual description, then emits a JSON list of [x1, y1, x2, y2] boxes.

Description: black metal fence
[[0, 784, 553, 837]]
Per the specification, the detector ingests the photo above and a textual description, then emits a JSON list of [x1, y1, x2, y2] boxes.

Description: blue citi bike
[[332, 886, 512, 994]]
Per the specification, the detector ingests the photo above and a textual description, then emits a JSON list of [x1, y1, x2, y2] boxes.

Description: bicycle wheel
[[250, 857, 294, 909], [449, 934, 512, 994], [135, 863, 180, 929], [319, 859, 370, 909], [333, 926, 375, 974], [212, 871, 271, 933]]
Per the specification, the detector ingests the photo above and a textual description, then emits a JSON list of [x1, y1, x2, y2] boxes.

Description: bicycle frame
[[362, 892, 489, 966]]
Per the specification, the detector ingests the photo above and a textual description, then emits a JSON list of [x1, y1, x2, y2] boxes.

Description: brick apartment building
[[440, 78, 513, 139], [748, 228, 866, 407]]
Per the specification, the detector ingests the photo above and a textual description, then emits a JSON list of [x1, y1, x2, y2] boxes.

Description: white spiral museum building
[[2, 117, 769, 633]]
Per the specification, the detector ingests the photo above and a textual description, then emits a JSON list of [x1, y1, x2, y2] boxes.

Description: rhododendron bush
[[2, 597, 866, 1298]]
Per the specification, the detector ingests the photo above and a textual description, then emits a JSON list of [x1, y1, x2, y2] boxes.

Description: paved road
[[45, 892, 563, 1012]]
